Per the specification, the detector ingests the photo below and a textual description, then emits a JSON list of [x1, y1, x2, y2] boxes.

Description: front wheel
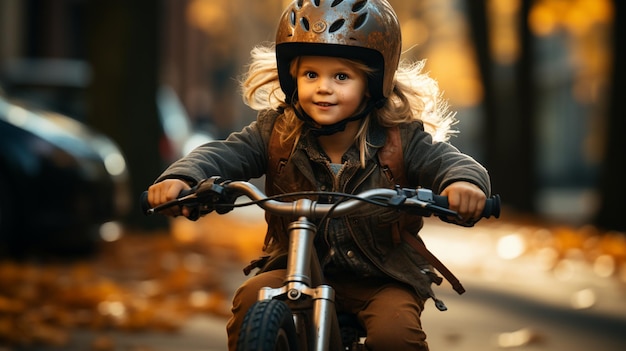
[[237, 299, 298, 351]]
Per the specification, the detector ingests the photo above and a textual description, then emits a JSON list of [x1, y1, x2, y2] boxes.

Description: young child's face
[[296, 56, 368, 126]]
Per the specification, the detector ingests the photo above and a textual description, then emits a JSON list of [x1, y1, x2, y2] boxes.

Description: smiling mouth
[[315, 102, 335, 107]]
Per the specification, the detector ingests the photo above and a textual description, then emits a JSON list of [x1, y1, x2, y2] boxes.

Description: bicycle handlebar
[[141, 177, 500, 226]]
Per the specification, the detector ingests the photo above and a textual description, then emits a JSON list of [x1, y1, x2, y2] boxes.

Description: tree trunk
[[86, 1, 167, 229], [594, 0, 626, 232], [467, 0, 536, 213]]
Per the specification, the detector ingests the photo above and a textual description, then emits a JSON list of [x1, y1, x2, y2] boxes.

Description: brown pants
[[226, 269, 429, 351]]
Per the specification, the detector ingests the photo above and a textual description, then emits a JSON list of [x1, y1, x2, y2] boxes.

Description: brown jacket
[[157, 109, 491, 300]]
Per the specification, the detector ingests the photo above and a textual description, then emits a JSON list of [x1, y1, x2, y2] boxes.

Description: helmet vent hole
[[353, 13, 367, 29], [300, 17, 310, 31], [313, 0, 321, 6], [289, 10, 296, 26], [296, 0, 304, 8], [331, 0, 344, 7], [352, 0, 367, 12], [329, 19, 345, 33]]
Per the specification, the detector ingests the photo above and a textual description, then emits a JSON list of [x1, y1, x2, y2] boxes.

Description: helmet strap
[[293, 99, 382, 136]]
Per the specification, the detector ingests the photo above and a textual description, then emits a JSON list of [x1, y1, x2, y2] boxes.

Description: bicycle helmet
[[276, 0, 402, 107]]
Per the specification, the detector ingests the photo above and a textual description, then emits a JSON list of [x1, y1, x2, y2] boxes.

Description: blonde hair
[[240, 43, 456, 166]]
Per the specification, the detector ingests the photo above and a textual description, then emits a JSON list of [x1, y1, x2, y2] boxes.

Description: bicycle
[[142, 177, 500, 351]]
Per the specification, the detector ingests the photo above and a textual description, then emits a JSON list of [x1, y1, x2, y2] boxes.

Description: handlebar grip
[[432, 194, 501, 219], [140, 188, 196, 215]]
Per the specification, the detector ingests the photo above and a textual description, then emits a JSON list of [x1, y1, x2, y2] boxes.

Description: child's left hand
[[440, 181, 487, 225]]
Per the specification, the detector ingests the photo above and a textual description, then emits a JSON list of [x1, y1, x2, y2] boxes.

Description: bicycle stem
[[257, 198, 340, 351], [286, 214, 316, 286]]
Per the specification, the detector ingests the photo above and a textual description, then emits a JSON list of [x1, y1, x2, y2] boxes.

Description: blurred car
[[0, 58, 212, 255], [0, 94, 131, 255], [0, 58, 90, 122], [0, 58, 214, 165], [156, 85, 214, 163]]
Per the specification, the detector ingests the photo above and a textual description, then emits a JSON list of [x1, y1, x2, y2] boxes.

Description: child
[[147, 0, 491, 350]]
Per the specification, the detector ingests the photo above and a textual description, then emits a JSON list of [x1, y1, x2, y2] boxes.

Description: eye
[[336, 73, 349, 81], [305, 71, 317, 79]]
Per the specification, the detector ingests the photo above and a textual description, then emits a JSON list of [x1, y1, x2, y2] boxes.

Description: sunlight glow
[[529, 0, 613, 37], [496, 234, 526, 260], [553, 259, 575, 281], [100, 221, 123, 242], [104, 152, 127, 176], [533, 247, 559, 271], [593, 254, 615, 278], [570, 288, 596, 309], [98, 300, 126, 318], [6, 105, 29, 126], [497, 328, 540, 348], [189, 290, 209, 308]]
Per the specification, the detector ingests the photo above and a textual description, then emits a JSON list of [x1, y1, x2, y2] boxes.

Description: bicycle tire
[[237, 299, 298, 351]]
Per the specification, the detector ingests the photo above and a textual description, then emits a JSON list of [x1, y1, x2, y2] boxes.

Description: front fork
[[258, 213, 340, 351]]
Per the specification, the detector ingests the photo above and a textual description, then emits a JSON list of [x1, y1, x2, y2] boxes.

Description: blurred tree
[[467, 0, 536, 213], [594, 0, 626, 232], [86, 1, 167, 230]]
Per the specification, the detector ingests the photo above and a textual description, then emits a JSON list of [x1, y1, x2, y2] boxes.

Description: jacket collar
[[296, 119, 388, 165]]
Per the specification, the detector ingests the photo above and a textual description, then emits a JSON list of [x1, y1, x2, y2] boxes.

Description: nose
[[317, 77, 332, 94]]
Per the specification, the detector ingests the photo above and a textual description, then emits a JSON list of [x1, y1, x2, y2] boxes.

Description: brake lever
[[402, 197, 460, 218], [404, 187, 500, 226], [388, 185, 408, 206], [186, 177, 234, 218], [142, 176, 229, 219], [390, 187, 460, 219], [415, 188, 460, 218]]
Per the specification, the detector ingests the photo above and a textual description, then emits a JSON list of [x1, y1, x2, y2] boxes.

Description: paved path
[[10, 213, 626, 351]]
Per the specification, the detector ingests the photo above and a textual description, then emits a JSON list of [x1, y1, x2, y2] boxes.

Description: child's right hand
[[147, 179, 192, 217]]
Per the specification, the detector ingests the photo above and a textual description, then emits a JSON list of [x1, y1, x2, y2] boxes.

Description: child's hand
[[147, 179, 192, 217], [440, 181, 487, 225]]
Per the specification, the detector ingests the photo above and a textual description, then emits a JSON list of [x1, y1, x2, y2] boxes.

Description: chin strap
[[292, 99, 385, 136]]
